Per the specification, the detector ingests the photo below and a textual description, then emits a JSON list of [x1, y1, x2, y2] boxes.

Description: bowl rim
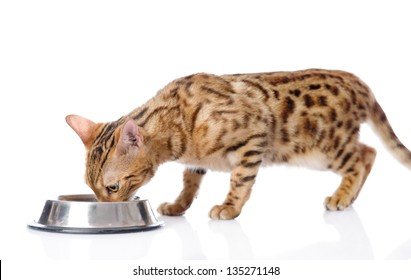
[[56, 194, 142, 204]]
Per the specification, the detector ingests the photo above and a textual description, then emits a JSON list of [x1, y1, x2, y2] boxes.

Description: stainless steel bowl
[[28, 194, 164, 234]]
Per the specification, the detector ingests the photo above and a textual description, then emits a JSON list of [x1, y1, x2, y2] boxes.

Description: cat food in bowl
[[28, 194, 164, 234]]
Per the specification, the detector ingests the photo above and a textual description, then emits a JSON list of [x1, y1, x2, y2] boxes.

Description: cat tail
[[369, 100, 411, 170]]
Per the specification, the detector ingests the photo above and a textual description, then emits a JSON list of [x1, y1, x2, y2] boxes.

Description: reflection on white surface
[[159, 216, 207, 259], [26, 206, 410, 260], [274, 208, 373, 259], [208, 219, 254, 259], [387, 239, 411, 260], [27, 226, 162, 259]]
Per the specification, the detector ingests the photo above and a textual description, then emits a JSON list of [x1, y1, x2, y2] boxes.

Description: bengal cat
[[66, 69, 411, 220]]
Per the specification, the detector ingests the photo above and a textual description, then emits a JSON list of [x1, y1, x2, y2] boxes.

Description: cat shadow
[[159, 216, 207, 259], [386, 238, 411, 260], [208, 219, 254, 259], [158, 216, 254, 259], [273, 207, 374, 259]]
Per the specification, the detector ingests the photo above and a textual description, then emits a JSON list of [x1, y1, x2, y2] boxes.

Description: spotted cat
[[66, 69, 411, 220]]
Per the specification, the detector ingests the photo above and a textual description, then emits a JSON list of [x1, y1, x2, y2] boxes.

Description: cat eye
[[106, 182, 119, 194]]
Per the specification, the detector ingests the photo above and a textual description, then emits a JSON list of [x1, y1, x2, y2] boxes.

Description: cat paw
[[209, 205, 240, 220], [324, 195, 353, 211], [157, 202, 186, 216]]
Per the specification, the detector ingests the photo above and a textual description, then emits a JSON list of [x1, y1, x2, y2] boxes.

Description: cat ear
[[65, 114, 97, 146], [115, 119, 143, 157]]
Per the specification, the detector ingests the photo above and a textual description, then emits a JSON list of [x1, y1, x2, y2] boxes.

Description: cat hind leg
[[325, 144, 376, 210]]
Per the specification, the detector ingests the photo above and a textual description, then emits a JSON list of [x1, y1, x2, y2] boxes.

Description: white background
[[1, 0, 411, 279]]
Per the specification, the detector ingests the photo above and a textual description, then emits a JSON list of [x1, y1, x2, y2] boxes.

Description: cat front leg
[[209, 151, 263, 220], [157, 168, 206, 216]]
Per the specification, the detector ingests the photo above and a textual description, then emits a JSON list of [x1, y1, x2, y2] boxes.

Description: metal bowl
[[28, 194, 164, 234]]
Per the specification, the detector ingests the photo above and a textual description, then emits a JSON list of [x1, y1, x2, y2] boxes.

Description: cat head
[[66, 115, 156, 202]]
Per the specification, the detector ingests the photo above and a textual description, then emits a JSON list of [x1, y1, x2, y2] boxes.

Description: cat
[[66, 69, 411, 220]]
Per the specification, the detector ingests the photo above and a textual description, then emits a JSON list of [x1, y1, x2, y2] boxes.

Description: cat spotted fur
[[66, 69, 411, 220]]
